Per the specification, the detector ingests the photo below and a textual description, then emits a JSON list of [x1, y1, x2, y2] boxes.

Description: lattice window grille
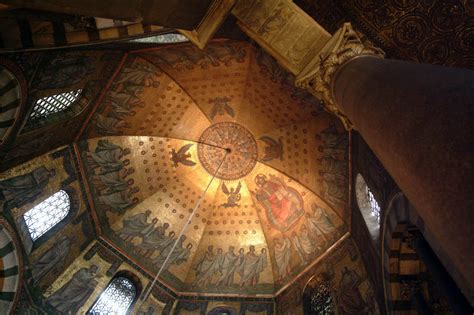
[[129, 33, 188, 43], [23, 190, 70, 241], [89, 277, 136, 315], [30, 89, 82, 120], [366, 185, 381, 223], [310, 281, 334, 314]]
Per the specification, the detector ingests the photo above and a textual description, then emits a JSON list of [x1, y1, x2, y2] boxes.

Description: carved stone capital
[[296, 23, 385, 130]]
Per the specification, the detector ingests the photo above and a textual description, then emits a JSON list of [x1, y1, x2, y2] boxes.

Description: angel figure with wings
[[171, 144, 196, 167], [209, 97, 235, 119], [220, 182, 242, 208]]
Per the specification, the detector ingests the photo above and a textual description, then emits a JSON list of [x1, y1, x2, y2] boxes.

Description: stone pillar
[[295, 22, 474, 303], [330, 51, 474, 298], [234, 0, 474, 301]]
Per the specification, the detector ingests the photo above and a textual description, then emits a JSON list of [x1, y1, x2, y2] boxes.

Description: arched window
[[22, 89, 84, 132], [89, 277, 137, 315], [303, 276, 334, 315], [355, 174, 381, 241], [29, 89, 83, 120], [23, 190, 70, 241], [309, 281, 334, 314], [366, 184, 381, 222]]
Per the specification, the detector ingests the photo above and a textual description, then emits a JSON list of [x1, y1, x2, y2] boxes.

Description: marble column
[[296, 23, 474, 304], [232, 0, 473, 304], [332, 52, 474, 296]]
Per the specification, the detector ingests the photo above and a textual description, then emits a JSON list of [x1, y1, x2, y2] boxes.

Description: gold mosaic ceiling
[[78, 40, 349, 296]]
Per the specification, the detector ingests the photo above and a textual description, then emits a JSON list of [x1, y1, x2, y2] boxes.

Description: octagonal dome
[[77, 40, 349, 297]]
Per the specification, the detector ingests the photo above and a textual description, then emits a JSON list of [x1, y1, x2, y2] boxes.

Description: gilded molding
[[296, 23, 385, 130]]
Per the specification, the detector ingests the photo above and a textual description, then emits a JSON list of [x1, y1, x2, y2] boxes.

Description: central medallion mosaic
[[198, 122, 258, 180]]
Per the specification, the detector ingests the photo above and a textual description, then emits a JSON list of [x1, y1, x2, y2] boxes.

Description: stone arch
[[382, 192, 423, 313], [0, 58, 27, 147], [381, 193, 470, 314], [0, 218, 22, 313], [384, 222, 424, 313]]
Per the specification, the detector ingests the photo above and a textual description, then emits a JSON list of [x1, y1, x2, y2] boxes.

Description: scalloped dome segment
[[78, 40, 349, 297]]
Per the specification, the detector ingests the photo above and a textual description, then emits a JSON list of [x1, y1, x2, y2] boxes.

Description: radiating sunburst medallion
[[197, 122, 258, 180]]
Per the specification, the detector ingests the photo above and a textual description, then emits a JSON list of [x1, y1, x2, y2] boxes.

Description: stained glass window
[[365, 185, 381, 223], [89, 277, 137, 315], [23, 190, 70, 241], [309, 281, 334, 314], [29, 89, 82, 120]]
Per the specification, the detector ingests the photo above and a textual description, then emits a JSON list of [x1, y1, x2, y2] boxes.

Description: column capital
[[295, 23, 385, 130]]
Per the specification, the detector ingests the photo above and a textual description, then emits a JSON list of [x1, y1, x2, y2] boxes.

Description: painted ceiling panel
[[185, 180, 275, 295], [245, 162, 346, 290], [85, 56, 211, 140], [256, 118, 348, 218], [77, 40, 350, 296], [242, 50, 318, 136], [80, 136, 218, 290], [139, 42, 250, 126], [80, 136, 212, 225]]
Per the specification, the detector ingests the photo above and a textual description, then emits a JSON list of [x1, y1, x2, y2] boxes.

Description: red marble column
[[333, 56, 474, 300]]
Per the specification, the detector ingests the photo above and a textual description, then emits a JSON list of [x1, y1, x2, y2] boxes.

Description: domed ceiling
[[77, 40, 349, 296]]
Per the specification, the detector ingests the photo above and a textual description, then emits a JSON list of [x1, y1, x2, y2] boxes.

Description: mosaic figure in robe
[[0, 167, 56, 210], [47, 264, 99, 314], [31, 236, 71, 283], [274, 237, 292, 282], [116, 210, 153, 242], [254, 174, 305, 231], [194, 246, 222, 287], [306, 204, 339, 247], [239, 246, 267, 287]]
